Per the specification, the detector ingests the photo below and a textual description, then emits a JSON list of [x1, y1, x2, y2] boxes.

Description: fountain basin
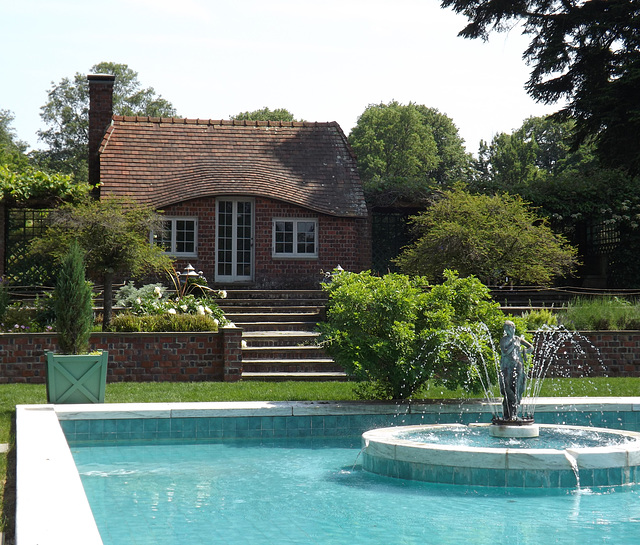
[[362, 424, 640, 488]]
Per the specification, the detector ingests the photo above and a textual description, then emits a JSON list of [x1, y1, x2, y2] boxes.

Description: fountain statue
[[360, 321, 640, 488], [498, 320, 532, 421]]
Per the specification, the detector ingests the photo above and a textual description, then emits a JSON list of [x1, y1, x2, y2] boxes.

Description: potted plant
[[46, 241, 108, 403]]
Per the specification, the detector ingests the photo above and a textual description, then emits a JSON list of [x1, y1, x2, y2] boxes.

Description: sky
[[1, 0, 560, 155]]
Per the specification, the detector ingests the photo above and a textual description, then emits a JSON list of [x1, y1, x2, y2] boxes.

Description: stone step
[[241, 358, 343, 374], [243, 345, 327, 360], [221, 304, 325, 313], [241, 371, 349, 382], [227, 311, 321, 323], [223, 289, 327, 302], [242, 330, 321, 347], [238, 321, 320, 332]]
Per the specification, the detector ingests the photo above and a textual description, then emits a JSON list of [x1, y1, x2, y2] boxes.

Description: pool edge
[[15, 397, 640, 544]]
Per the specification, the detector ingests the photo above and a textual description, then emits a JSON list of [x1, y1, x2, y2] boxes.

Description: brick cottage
[[88, 74, 371, 289]]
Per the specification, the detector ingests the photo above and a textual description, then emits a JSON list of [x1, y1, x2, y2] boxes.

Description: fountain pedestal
[[486, 422, 540, 438]]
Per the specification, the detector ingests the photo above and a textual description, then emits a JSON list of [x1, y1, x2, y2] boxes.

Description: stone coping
[[15, 398, 640, 544], [362, 423, 640, 487]]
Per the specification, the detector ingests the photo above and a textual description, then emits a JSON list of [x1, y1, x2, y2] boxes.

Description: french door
[[215, 199, 254, 282]]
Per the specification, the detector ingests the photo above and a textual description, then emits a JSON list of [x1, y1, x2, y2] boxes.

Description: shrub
[[558, 296, 640, 330], [520, 308, 558, 330], [109, 312, 222, 332], [318, 269, 506, 400]]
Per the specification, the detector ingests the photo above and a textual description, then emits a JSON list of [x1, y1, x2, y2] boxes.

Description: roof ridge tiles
[[111, 115, 337, 129]]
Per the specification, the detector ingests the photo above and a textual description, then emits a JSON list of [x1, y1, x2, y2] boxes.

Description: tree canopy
[[441, 0, 640, 173], [231, 107, 296, 122], [34, 62, 178, 182], [395, 186, 578, 286], [29, 198, 173, 328], [0, 109, 92, 204], [348, 101, 470, 205]]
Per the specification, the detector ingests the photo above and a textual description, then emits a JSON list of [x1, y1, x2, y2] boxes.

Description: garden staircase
[[219, 290, 347, 381]]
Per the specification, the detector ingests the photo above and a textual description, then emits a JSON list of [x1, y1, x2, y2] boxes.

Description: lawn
[[2, 377, 639, 538]]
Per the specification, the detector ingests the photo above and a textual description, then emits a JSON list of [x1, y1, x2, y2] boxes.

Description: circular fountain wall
[[362, 424, 640, 488]]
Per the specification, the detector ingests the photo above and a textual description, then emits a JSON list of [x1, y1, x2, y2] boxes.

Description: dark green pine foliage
[[54, 241, 94, 354]]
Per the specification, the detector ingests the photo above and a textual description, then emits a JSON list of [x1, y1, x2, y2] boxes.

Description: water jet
[[361, 321, 640, 487]]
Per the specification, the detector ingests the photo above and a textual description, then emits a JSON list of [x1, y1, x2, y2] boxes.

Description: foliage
[[441, 0, 640, 173], [0, 164, 91, 203], [34, 62, 177, 182], [318, 270, 506, 399], [348, 101, 471, 205], [29, 197, 173, 329], [519, 308, 558, 331], [558, 297, 640, 331], [0, 109, 28, 169], [115, 281, 228, 325], [395, 186, 578, 286], [53, 242, 94, 354], [231, 107, 296, 122], [0, 294, 56, 333], [468, 115, 640, 287], [108, 312, 222, 332]]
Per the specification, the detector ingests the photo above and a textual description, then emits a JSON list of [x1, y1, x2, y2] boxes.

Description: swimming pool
[[71, 435, 640, 545], [16, 399, 640, 544]]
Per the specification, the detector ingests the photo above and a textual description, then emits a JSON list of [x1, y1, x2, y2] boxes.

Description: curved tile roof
[[98, 116, 367, 217]]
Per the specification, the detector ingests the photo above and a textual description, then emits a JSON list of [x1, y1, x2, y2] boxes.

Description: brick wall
[[0, 328, 243, 384], [163, 196, 371, 288]]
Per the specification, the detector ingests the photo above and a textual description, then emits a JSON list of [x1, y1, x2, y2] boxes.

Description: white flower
[[135, 298, 142, 304], [213, 318, 219, 326], [226, 321, 236, 328], [204, 306, 212, 315], [219, 290, 227, 299], [154, 286, 163, 298], [197, 305, 205, 316], [181, 304, 188, 312], [167, 308, 177, 315]]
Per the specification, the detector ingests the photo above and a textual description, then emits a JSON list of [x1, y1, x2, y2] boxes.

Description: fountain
[[361, 321, 640, 488]]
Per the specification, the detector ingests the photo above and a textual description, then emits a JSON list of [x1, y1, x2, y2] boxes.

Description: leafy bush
[[109, 312, 222, 332], [558, 296, 640, 330], [318, 269, 507, 400], [520, 308, 558, 330]]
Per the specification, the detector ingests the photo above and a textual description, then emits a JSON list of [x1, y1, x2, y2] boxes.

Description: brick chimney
[[87, 74, 115, 188]]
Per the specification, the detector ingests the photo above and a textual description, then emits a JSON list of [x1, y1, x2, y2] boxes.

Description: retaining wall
[[0, 327, 243, 383]]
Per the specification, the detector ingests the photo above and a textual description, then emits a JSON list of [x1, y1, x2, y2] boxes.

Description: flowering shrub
[[112, 282, 229, 331]]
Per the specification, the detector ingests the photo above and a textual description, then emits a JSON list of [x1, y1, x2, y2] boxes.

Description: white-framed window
[[272, 218, 318, 258], [153, 217, 198, 257]]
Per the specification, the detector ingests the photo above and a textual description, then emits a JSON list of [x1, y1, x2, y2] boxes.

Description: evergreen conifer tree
[[54, 241, 94, 354]]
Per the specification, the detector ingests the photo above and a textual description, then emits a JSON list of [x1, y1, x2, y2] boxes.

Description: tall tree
[[0, 109, 28, 170], [441, 0, 640, 173], [231, 107, 296, 122], [395, 186, 578, 286], [348, 101, 470, 205], [34, 62, 177, 182]]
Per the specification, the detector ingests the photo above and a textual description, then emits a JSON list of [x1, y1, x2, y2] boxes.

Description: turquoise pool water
[[71, 435, 640, 545]]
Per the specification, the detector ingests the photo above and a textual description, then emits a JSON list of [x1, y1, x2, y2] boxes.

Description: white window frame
[[272, 218, 318, 258], [152, 217, 198, 258]]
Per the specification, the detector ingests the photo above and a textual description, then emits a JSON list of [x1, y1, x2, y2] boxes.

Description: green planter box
[[46, 351, 109, 404]]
